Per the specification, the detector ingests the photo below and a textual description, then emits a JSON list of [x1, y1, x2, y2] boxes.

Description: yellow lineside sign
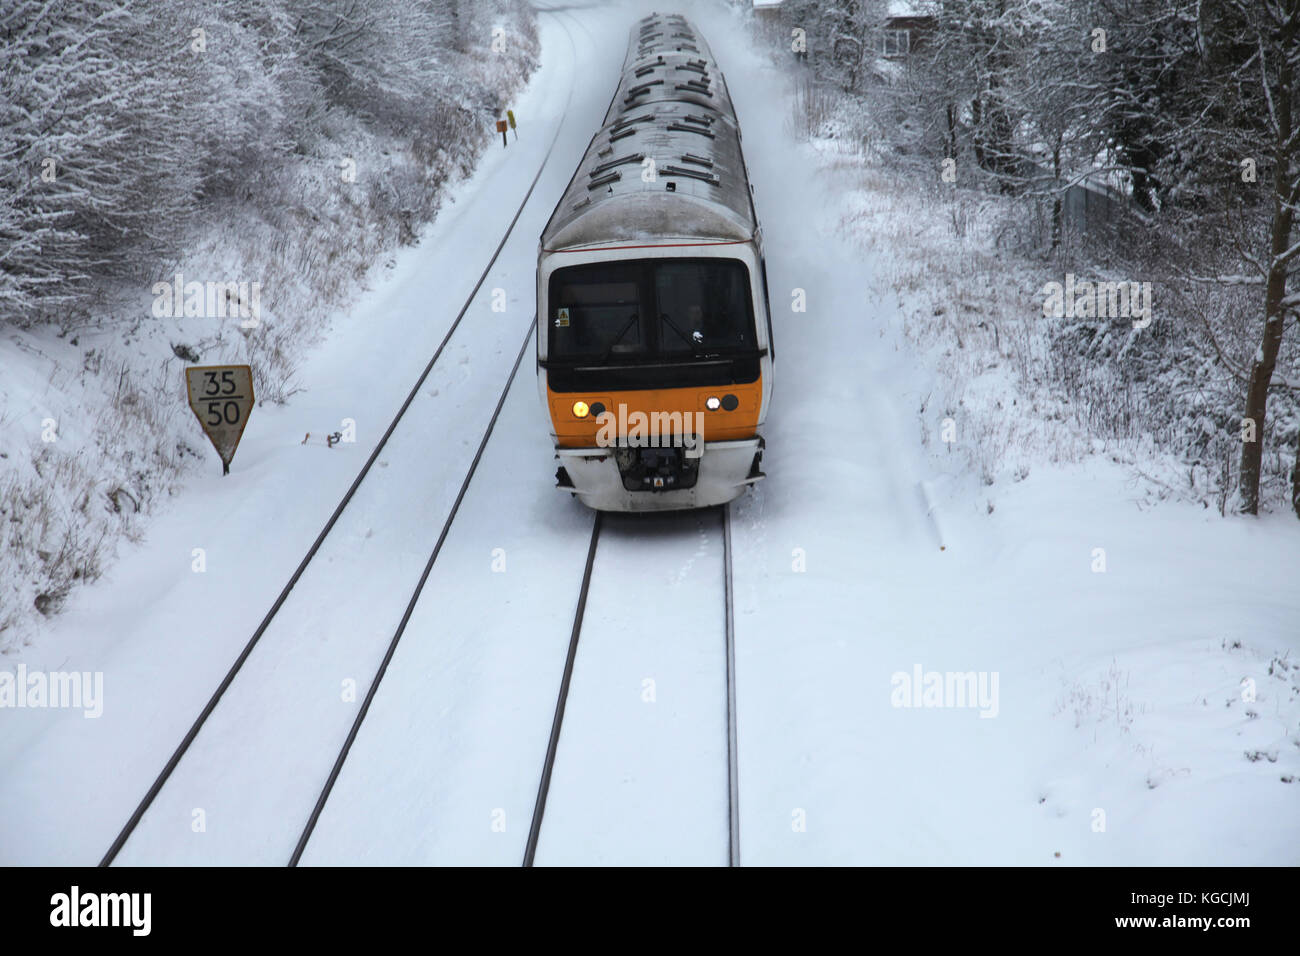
[[185, 365, 254, 475]]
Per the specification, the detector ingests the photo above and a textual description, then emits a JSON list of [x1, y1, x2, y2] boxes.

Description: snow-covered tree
[[1206, 1, 1300, 515], [0, 0, 537, 325], [1140, 0, 1300, 514], [0, 0, 205, 320]]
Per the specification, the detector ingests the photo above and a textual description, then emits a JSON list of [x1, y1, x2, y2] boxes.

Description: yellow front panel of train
[[548, 379, 762, 447]]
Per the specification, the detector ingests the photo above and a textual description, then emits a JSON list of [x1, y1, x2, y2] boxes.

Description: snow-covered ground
[[1, 0, 1297, 866]]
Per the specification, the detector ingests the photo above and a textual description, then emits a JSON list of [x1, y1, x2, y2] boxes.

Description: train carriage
[[537, 13, 774, 512]]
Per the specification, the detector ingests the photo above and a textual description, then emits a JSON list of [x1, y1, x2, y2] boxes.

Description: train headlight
[[705, 396, 721, 411], [572, 401, 590, 418]]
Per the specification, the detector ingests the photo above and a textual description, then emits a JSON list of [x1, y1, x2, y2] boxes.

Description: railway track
[[523, 504, 741, 867], [99, 7, 581, 868], [101, 5, 745, 868], [287, 324, 536, 864]]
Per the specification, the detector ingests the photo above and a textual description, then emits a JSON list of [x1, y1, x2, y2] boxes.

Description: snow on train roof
[[540, 13, 757, 252]]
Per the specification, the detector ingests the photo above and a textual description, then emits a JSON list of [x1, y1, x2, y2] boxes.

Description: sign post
[[185, 365, 255, 475], [507, 109, 517, 141], [496, 118, 508, 147]]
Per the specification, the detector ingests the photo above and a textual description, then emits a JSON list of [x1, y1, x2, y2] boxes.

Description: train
[[536, 12, 774, 512]]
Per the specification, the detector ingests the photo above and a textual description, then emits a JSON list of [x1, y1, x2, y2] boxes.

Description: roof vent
[[662, 164, 720, 186], [624, 79, 663, 103], [667, 122, 715, 138], [610, 114, 655, 134], [590, 152, 645, 176]]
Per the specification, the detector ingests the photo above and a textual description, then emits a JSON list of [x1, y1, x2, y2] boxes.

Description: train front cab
[[538, 243, 773, 512]]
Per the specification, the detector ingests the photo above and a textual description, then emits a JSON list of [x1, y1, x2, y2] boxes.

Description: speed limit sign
[[185, 365, 255, 475]]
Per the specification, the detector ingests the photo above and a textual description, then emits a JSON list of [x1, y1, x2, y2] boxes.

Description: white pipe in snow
[[916, 479, 947, 552]]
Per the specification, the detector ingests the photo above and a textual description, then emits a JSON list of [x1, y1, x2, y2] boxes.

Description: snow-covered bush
[[0, 0, 540, 644], [761, 0, 1300, 516]]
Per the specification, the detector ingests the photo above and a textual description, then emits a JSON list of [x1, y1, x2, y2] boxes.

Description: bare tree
[[1177, 0, 1300, 514], [1238, 2, 1300, 515]]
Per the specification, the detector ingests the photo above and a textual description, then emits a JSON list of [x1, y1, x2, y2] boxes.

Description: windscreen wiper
[[597, 312, 640, 364], [659, 312, 708, 356]]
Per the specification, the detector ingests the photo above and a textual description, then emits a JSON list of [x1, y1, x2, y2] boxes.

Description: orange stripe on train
[[547, 379, 762, 448]]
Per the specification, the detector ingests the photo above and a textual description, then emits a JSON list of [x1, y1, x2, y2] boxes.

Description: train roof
[[540, 13, 758, 253], [605, 16, 734, 123]]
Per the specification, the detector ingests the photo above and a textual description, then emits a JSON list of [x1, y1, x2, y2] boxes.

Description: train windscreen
[[547, 258, 757, 363]]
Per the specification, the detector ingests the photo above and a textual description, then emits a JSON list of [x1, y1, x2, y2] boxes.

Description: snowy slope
[[1, 0, 1297, 866], [710, 1, 1300, 864], [0, 5, 581, 865]]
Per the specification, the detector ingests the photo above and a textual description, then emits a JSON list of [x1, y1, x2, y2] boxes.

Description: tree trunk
[[1293, 425, 1300, 517], [1240, 15, 1296, 515], [449, 0, 465, 54], [1050, 142, 1062, 250]]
